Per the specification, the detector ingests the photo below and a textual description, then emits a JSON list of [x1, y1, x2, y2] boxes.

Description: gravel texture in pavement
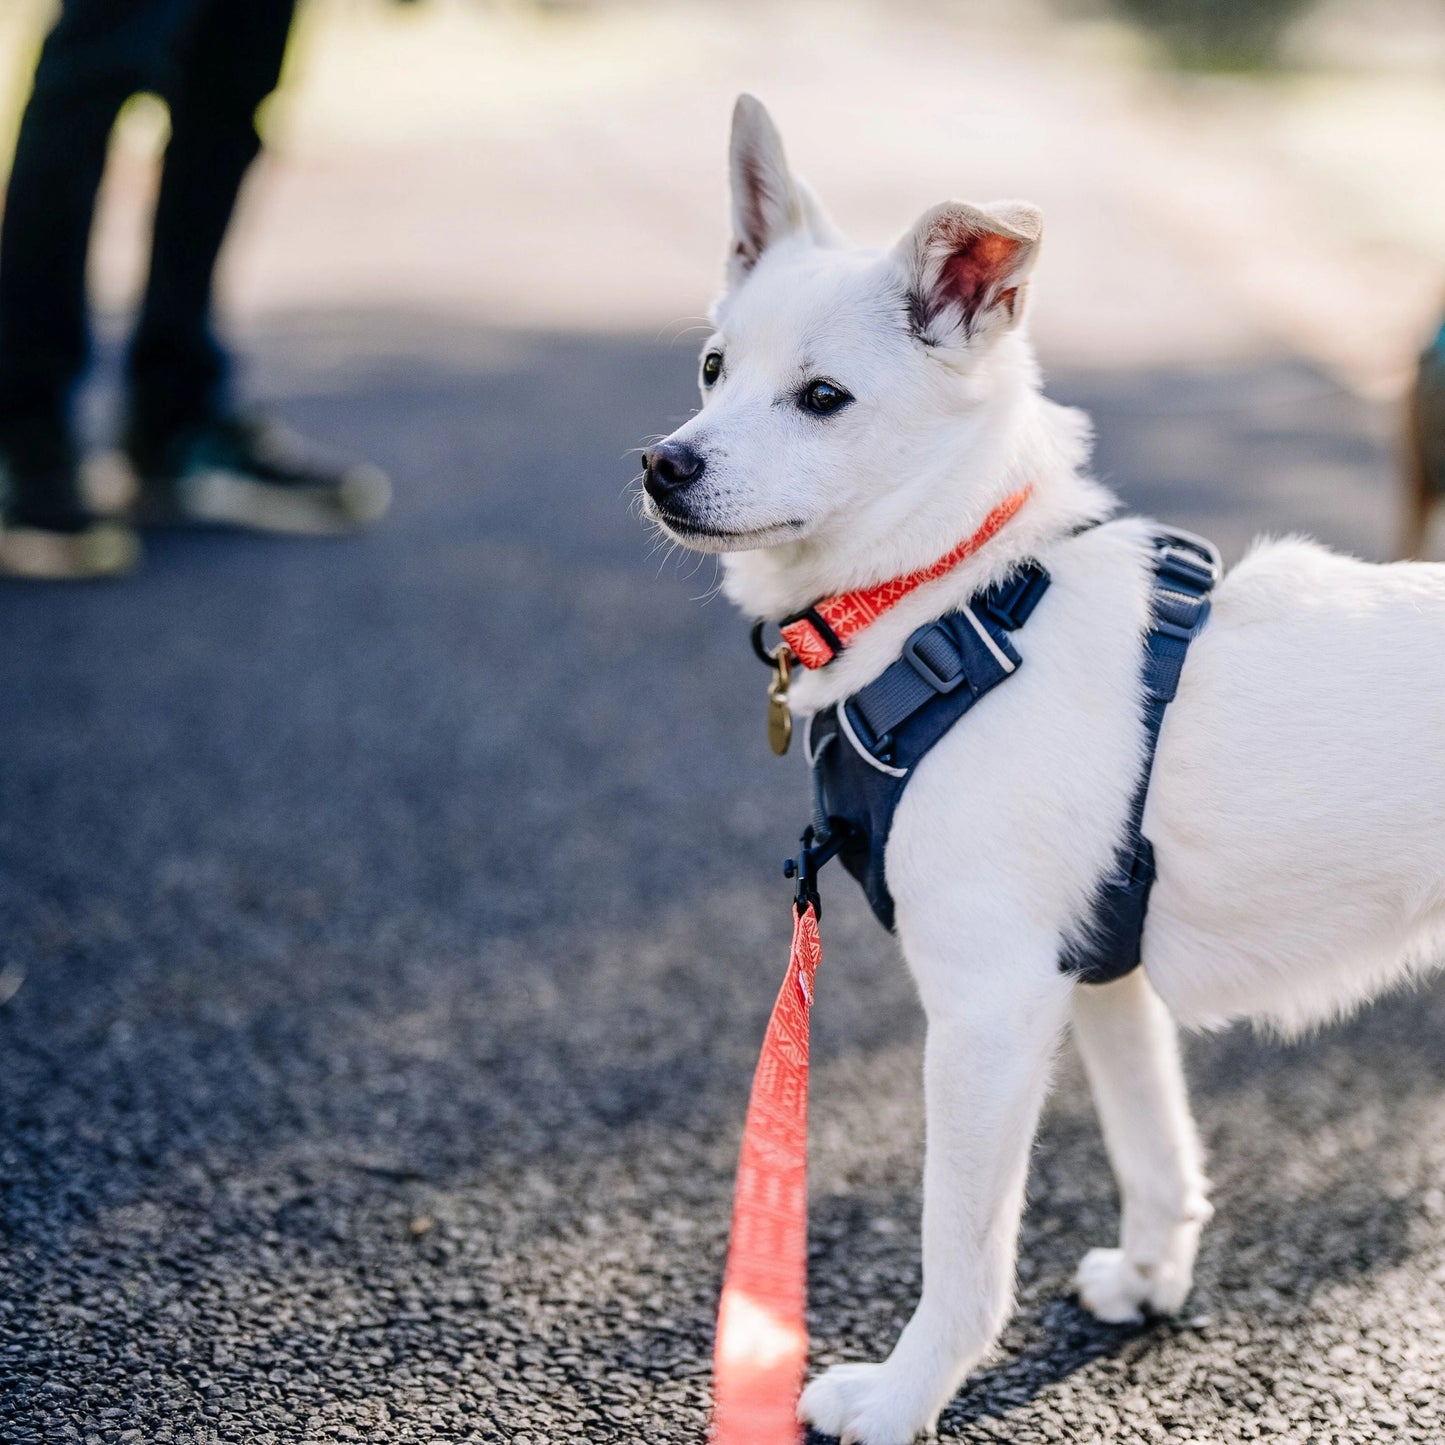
[[2, 318, 1441, 1443]]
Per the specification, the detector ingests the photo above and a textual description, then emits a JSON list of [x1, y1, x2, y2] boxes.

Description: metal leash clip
[[783, 823, 843, 920]]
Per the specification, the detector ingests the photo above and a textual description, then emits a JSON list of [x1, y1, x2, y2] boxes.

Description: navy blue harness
[[794, 530, 1219, 984]]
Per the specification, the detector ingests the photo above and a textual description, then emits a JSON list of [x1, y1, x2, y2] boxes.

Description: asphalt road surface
[[3, 316, 1441, 1444]]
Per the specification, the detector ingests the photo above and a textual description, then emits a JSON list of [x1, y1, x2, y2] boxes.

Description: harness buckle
[[1156, 548, 1215, 596], [1153, 530, 1221, 596], [901, 621, 968, 695]]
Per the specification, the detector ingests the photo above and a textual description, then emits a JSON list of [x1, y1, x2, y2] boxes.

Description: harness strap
[[844, 562, 1050, 759], [1063, 531, 1219, 984]]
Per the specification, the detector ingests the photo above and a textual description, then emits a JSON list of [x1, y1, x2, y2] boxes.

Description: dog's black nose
[[643, 441, 705, 503]]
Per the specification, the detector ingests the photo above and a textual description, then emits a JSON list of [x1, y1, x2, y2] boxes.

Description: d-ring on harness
[[710, 508, 1220, 1445]]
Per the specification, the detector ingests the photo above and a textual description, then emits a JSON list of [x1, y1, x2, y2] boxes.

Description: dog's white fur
[[641, 96, 1445, 1444]]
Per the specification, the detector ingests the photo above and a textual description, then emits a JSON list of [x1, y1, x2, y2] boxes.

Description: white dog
[[640, 95, 1445, 1445]]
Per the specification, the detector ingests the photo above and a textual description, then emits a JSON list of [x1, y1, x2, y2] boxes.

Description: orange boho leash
[[711, 828, 841, 1445]]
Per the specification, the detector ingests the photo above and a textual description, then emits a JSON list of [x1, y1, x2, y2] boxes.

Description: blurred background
[[3, 2, 1445, 1443], [4, 0, 1444, 545]]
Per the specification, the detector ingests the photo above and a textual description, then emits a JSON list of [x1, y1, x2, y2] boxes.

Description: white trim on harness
[[958, 604, 1018, 676], [838, 701, 909, 777]]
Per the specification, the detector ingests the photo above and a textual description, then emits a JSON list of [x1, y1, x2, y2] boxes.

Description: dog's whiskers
[[690, 556, 725, 606], [657, 316, 715, 345]]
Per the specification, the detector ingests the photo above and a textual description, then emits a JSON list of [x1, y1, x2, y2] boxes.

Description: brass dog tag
[[767, 650, 793, 756]]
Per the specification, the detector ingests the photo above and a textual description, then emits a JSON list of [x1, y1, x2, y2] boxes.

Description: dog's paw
[[1075, 1247, 1149, 1323], [1075, 1245, 1193, 1323], [798, 1361, 937, 1445]]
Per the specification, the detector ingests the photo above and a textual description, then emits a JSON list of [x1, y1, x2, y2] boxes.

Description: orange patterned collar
[[778, 485, 1033, 669]]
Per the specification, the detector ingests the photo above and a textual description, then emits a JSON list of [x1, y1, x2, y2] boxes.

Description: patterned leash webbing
[[710, 903, 823, 1444]]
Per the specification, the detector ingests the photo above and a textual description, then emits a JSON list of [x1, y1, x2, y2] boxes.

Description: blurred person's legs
[[0, 0, 176, 575], [0, 0, 388, 579]]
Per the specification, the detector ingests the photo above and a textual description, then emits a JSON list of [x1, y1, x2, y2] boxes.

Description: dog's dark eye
[[802, 379, 851, 416], [702, 351, 723, 387]]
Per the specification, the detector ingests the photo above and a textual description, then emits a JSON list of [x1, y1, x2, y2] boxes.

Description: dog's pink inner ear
[[937, 228, 1026, 321]]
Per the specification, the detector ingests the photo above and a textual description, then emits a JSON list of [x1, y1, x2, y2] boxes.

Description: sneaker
[[126, 415, 391, 535], [0, 446, 140, 580]]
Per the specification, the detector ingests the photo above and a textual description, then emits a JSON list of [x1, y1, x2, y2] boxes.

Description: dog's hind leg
[[799, 944, 1072, 1445], [1070, 967, 1211, 1323]]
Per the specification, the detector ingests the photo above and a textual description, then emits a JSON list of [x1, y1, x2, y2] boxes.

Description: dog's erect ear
[[728, 95, 837, 281], [895, 201, 1042, 345]]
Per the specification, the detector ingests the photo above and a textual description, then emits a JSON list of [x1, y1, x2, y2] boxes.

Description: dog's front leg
[[1070, 968, 1211, 1322], [799, 954, 1072, 1445]]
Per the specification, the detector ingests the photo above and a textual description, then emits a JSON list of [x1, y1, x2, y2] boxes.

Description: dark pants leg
[[126, 0, 298, 444], [0, 0, 297, 506], [0, 0, 189, 485]]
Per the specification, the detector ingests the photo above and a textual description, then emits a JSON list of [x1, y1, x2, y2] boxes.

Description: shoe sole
[[0, 522, 141, 580], [138, 465, 392, 535]]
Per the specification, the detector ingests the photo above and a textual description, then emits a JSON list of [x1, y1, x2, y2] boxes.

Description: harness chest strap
[[795, 559, 1052, 929], [1060, 532, 1219, 980]]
